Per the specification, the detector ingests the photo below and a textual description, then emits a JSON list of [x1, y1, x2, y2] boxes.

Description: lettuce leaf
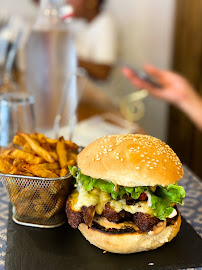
[[149, 184, 186, 220], [69, 166, 147, 200], [69, 166, 186, 220]]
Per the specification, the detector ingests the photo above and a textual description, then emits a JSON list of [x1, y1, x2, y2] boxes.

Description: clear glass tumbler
[[0, 92, 35, 147]]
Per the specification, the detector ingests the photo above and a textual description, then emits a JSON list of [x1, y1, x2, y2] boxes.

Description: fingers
[[144, 64, 166, 82], [122, 67, 158, 91]]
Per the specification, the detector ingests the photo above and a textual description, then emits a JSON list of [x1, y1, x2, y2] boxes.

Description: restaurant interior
[[0, 0, 201, 269]]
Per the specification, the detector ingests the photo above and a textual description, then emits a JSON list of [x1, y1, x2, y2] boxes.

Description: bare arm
[[78, 59, 112, 80], [122, 65, 202, 130]]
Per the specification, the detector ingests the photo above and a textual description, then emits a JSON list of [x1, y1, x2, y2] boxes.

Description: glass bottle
[[26, 0, 77, 132]]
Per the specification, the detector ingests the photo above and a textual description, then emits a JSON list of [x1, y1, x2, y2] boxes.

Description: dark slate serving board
[[6, 204, 202, 270]]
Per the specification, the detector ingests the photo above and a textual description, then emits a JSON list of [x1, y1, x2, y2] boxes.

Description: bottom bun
[[78, 213, 181, 254]]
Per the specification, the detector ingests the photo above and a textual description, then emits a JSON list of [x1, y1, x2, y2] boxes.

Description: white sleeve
[[90, 14, 118, 65]]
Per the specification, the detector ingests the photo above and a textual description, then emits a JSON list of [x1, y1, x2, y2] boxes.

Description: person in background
[[122, 64, 202, 130], [68, 0, 117, 80]]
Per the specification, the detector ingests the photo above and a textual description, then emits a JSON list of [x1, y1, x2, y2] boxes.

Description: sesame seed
[[146, 157, 150, 160], [96, 158, 100, 161], [136, 167, 140, 169], [129, 149, 133, 152], [116, 156, 120, 159], [96, 154, 99, 158], [146, 164, 150, 167], [150, 167, 153, 169], [141, 160, 145, 162], [121, 158, 123, 161], [108, 149, 112, 152], [163, 167, 166, 170], [141, 154, 144, 157], [92, 158, 95, 161]]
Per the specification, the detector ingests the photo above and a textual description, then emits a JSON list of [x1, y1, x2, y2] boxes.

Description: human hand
[[122, 64, 196, 109], [32, 0, 39, 4]]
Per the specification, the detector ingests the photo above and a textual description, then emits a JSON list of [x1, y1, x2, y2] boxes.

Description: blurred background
[[0, 0, 201, 178]]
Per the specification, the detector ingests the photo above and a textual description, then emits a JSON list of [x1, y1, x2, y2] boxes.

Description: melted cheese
[[110, 200, 154, 215], [73, 185, 153, 216], [74, 185, 110, 214]]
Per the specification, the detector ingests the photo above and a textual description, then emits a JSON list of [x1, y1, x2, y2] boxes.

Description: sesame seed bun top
[[77, 134, 183, 187]]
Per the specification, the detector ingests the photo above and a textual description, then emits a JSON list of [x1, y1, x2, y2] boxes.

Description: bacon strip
[[82, 206, 95, 228], [133, 212, 160, 232], [66, 201, 83, 229]]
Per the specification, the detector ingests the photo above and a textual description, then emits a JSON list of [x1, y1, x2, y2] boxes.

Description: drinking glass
[[0, 92, 35, 147], [120, 89, 148, 132]]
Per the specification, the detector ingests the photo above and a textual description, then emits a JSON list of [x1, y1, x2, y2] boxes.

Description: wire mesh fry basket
[[0, 173, 73, 228]]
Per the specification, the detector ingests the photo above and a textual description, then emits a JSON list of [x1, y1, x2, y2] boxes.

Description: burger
[[66, 134, 185, 254]]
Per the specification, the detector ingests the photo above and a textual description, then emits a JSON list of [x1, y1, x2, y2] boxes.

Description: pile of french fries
[[0, 132, 79, 222]]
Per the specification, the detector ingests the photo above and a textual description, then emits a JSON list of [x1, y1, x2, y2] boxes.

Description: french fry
[[60, 168, 69, 177], [38, 188, 54, 208], [20, 172, 34, 177], [23, 142, 32, 151], [0, 157, 10, 174], [32, 198, 47, 213], [36, 133, 47, 142], [2, 157, 13, 169], [48, 181, 62, 194], [23, 164, 59, 178], [11, 185, 35, 204], [15, 201, 30, 216], [7, 178, 20, 198], [45, 138, 58, 148], [0, 150, 10, 158], [2, 131, 79, 223], [50, 151, 58, 161], [67, 159, 77, 167], [22, 142, 38, 154], [54, 169, 60, 175], [33, 204, 47, 214], [9, 165, 21, 175], [13, 159, 27, 172], [31, 133, 39, 140], [39, 138, 59, 161], [69, 152, 77, 161], [56, 136, 68, 168], [38, 137, 51, 151], [46, 137, 79, 150], [18, 132, 55, 163], [65, 141, 79, 150], [8, 149, 44, 164], [44, 197, 65, 219], [38, 162, 60, 170], [13, 134, 26, 146]]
